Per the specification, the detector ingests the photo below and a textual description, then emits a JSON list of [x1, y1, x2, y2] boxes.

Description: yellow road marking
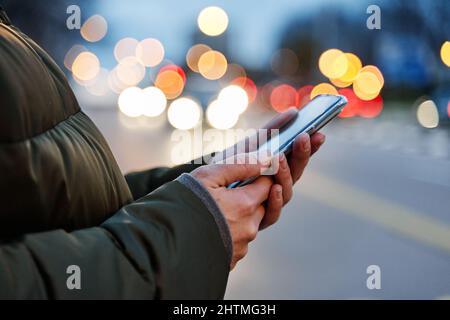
[[300, 172, 450, 254]]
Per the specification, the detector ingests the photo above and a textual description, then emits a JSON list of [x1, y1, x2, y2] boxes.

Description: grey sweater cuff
[[176, 173, 233, 265]]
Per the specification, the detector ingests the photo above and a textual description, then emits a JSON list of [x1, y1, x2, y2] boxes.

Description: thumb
[[209, 153, 272, 187]]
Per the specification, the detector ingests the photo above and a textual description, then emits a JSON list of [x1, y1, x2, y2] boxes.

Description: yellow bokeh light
[[417, 100, 439, 128], [218, 85, 249, 115], [319, 49, 348, 79], [136, 38, 165, 67], [197, 6, 229, 37], [155, 70, 185, 100], [186, 44, 211, 72], [360, 65, 384, 87], [114, 37, 139, 62], [64, 45, 87, 70], [353, 70, 382, 101], [441, 41, 450, 67], [72, 51, 100, 81], [339, 53, 362, 82], [116, 56, 146, 86], [310, 83, 338, 99], [330, 77, 352, 88], [141, 86, 167, 117], [207, 100, 239, 130], [80, 15, 108, 43], [167, 97, 202, 130], [198, 50, 228, 80], [118, 87, 144, 118]]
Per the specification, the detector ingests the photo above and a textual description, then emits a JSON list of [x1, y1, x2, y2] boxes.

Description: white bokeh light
[[141, 86, 167, 117], [167, 98, 202, 130], [207, 99, 239, 130], [218, 85, 249, 115], [118, 87, 144, 117]]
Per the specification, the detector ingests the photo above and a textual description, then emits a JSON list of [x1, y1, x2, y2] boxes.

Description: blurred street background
[[3, 0, 449, 299]]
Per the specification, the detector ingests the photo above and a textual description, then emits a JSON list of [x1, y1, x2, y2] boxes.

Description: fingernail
[[319, 135, 326, 145], [279, 153, 287, 169], [276, 187, 282, 199]]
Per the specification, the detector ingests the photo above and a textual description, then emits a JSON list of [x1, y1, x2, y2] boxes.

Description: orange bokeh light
[[270, 84, 298, 113], [155, 69, 185, 100], [159, 64, 186, 84], [231, 77, 257, 103]]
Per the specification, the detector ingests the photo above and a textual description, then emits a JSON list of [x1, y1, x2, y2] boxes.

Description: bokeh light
[[231, 77, 257, 103], [198, 50, 228, 80], [64, 45, 87, 70], [271, 48, 299, 76], [218, 85, 249, 115], [319, 49, 348, 79], [116, 56, 146, 86], [159, 64, 186, 84], [353, 69, 382, 101], [417, 100, 439, 128], [270, 84, 297, 112], [310, 83, 338, 99], [330, 77, 352, 88], [136, 38, 165, 67], [72, 51, 100, 81], [339, 53, 362, 82], [155, 69, 185, 99], [114, 37, 139, 62], [440, 41, 450, 67], [358, 95, 383, 118], [141, 86, 167, 117], [80, 15, 108, 43], [337, 88, 361, 118], [186, 44, 211, 73], [167, 97, 202, 130], [219, 63, 247, 87], [207, 99, 239, 130], [107, 67, 129, 94], [118, 87, 144, 117], [297, 85, 313, 109], [197, 6, 229, 37], [85, 68, 109, 96]]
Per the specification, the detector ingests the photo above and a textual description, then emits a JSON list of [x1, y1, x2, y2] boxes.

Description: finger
[[260, 184, 283, 230], [288, 132, 311, 182], [274, 153, 293, 204], [263, 107, 298, 129], [229, 175, 273, 208], [310, 132, 326, 155], [210, 153, 271, 186], [252, 205, 267, 231]]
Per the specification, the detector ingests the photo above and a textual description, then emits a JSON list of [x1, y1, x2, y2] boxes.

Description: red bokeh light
[[231, 77, 257, 103], [358, 95, 383, 118], [297, 85, 313, 109], [339, 88, 383, 118], [270, 84, 298, 113], [258, 83, 275, 109], [447, 100, 450, 118], [159, 64, 186, 84], [337, 88, 361, 118]]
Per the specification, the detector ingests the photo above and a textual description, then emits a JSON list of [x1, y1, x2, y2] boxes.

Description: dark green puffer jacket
[[0, 8, 229, 299]]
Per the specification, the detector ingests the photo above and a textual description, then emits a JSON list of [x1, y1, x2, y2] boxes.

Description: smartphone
[[228, 94, 347, 188]]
